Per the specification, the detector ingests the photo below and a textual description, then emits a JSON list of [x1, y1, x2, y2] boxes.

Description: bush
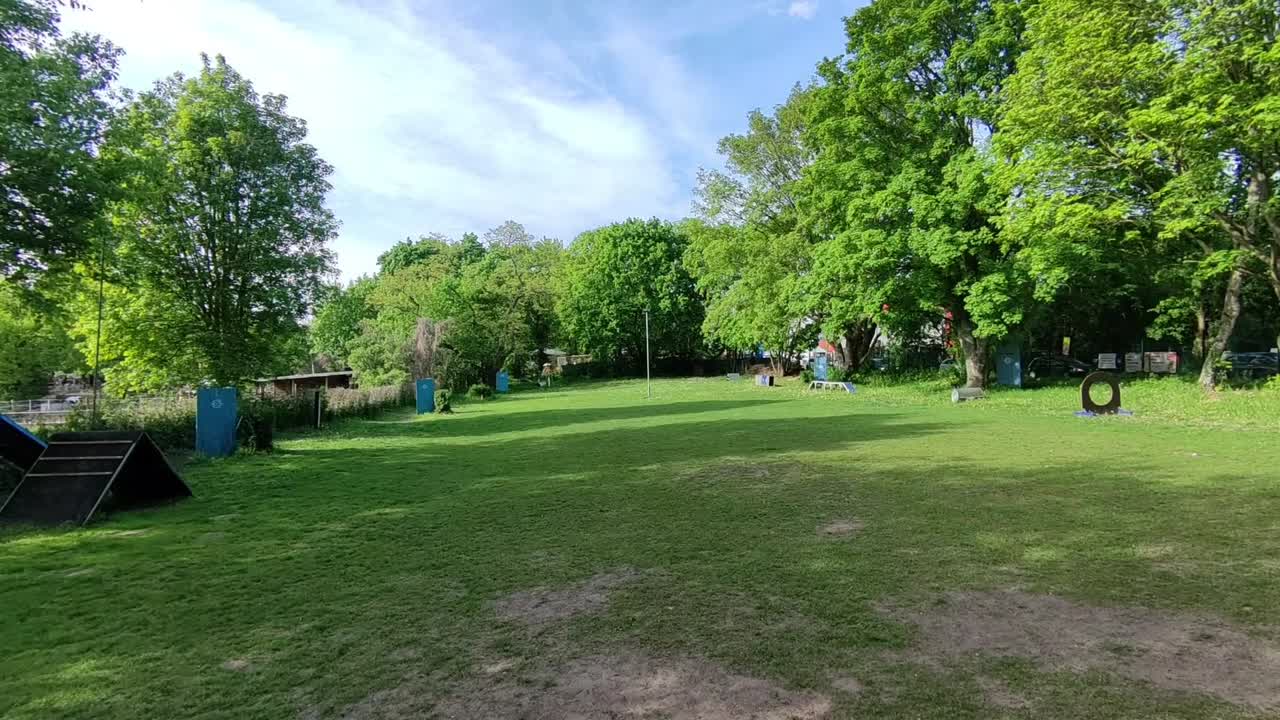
[[1266, 374, 1280, 393], [467, 383, 493, 400], [801, 368, 814, 383], [56, 397, 197, 449], [434, 388, 453, 413], [37, 383, 414, 452]]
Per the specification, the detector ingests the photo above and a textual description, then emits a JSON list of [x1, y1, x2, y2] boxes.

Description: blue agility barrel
[[196, 387, 238, 457], [415, 378, 436, 414]]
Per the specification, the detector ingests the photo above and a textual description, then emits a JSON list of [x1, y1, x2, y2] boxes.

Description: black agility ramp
[[0, 431, 191, 526], [0, 413, 47, 473]]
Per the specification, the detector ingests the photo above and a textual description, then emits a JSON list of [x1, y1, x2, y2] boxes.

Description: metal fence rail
[[1, 395, 192, 426]]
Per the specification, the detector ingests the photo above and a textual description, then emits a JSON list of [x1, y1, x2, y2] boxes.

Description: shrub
[[801, 368, 814, 383], [467, 383, 493, 400], [434, 388, 453, 413]]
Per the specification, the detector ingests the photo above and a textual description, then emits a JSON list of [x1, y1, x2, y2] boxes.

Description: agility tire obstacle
[[1080, 372, 1122, 415], [0, 430, 190, 526]]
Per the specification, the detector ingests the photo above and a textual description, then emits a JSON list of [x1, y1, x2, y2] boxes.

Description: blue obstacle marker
[[814, 353, 829, 381], [495, 371, 510, 393], [754, 374, 775, 387], [415, 378, 436, 414], [196, 387, 238, 457]]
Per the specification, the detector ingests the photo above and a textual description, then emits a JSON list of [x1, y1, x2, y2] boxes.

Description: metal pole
[[91, 235, 107, 425], [645, 309, 651, 399]]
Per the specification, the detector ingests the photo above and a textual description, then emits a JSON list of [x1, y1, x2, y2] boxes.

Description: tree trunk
[[953, 309, 989, 389], [1269, 250, 1280, 308], [1194, 304, 1208, 362], [836, 321, 878, 371], [1198, 266, 1245, 393]]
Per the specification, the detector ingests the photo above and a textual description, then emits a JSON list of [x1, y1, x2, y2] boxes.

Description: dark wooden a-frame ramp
[[0, 431, 191, 526]]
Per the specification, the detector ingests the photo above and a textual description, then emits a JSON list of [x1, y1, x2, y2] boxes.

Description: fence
[[12, 384, 413, 450], [1, 395, 190, 427]]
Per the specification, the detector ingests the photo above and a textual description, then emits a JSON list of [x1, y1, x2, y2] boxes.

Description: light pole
[[91, 234, 107, 426], [644, 308, 652, 399]]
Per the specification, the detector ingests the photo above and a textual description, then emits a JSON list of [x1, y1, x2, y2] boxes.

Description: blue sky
[[64, 0, 864, 281]]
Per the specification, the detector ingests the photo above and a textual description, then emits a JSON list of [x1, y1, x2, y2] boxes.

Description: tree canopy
[[87, 54, 336, 391], [0, 0, 119, 290], [557, 219, 703, 367]]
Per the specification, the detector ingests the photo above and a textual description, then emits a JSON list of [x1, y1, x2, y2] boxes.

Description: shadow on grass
[[2, 396, 1279, 720], [413, 397, 793, 438]]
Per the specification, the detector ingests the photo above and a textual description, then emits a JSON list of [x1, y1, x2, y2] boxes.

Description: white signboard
[[1097, 353, 1118, 370], [1125, 353, 1142, 373]]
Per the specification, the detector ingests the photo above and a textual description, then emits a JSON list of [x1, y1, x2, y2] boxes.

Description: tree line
[[686, 0, 1280, 392], [4, 0, 1279, 399]]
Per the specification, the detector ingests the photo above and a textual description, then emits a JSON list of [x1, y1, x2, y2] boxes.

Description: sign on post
[[415, 378, 436, 414], [196, 387, 238, 457]]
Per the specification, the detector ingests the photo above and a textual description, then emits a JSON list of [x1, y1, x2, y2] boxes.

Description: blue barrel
[[814, 353, 829, 381], [196, 387, 238, 457], [415, 378, 436, 414], [997, 340, 1022, 387]]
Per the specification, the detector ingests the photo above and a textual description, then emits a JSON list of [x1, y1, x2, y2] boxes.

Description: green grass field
[[3, 377, 1279, 719]]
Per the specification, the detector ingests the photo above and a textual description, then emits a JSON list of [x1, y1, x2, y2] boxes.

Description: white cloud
[[61, 0, 702, 280], [787, 1, 818, 20]]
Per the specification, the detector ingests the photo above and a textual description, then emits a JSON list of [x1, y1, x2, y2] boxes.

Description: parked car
[[1026, 354, 1091, 379], [1223, 351, 1280, 379]]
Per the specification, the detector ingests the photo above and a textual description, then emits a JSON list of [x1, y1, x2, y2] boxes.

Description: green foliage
[[310, 277, 376, 367], [377, 233, 455, 275], [1002, 0, 1280, 388], [351, 225, 561, 390], [466, 383, 493, 400], [0, 285, 82, 398], [684, 88, 828, 373], [57, 397, 196, 449], [801, 0, 1034, 388], [94, 54, 336, 389], [557, 218, 703, 368], [0, 0, 120, 288], [433, 388, 452, 414]]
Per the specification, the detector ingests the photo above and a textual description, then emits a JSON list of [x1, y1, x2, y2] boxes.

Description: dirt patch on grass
[[976, 676, 1030, 710], [435, 651, 831, 719], [829, 674, 864, 695], [494, 569, 638, 626], [818, 519, 863, 537], [883, 590, 1280, 710], [221, 658, 253, 672]]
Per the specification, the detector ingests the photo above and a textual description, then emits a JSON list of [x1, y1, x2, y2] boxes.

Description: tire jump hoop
[[1077, 372, 1132, 417]]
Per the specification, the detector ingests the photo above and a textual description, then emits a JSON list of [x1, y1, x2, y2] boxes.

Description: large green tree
[[557, 218, 703, 368], [0, 283, 80, 398], [686, 88, 844, 375], [350, 226, 560, 388], [1, 0, 119, 289], [1003, 0, 1280, 390], [92, 54, 336, 389], [309, 276, 377, 368], [801, 0, 1034, 389]]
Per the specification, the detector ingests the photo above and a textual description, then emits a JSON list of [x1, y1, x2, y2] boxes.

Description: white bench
[[809, 381, 856, 393]]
